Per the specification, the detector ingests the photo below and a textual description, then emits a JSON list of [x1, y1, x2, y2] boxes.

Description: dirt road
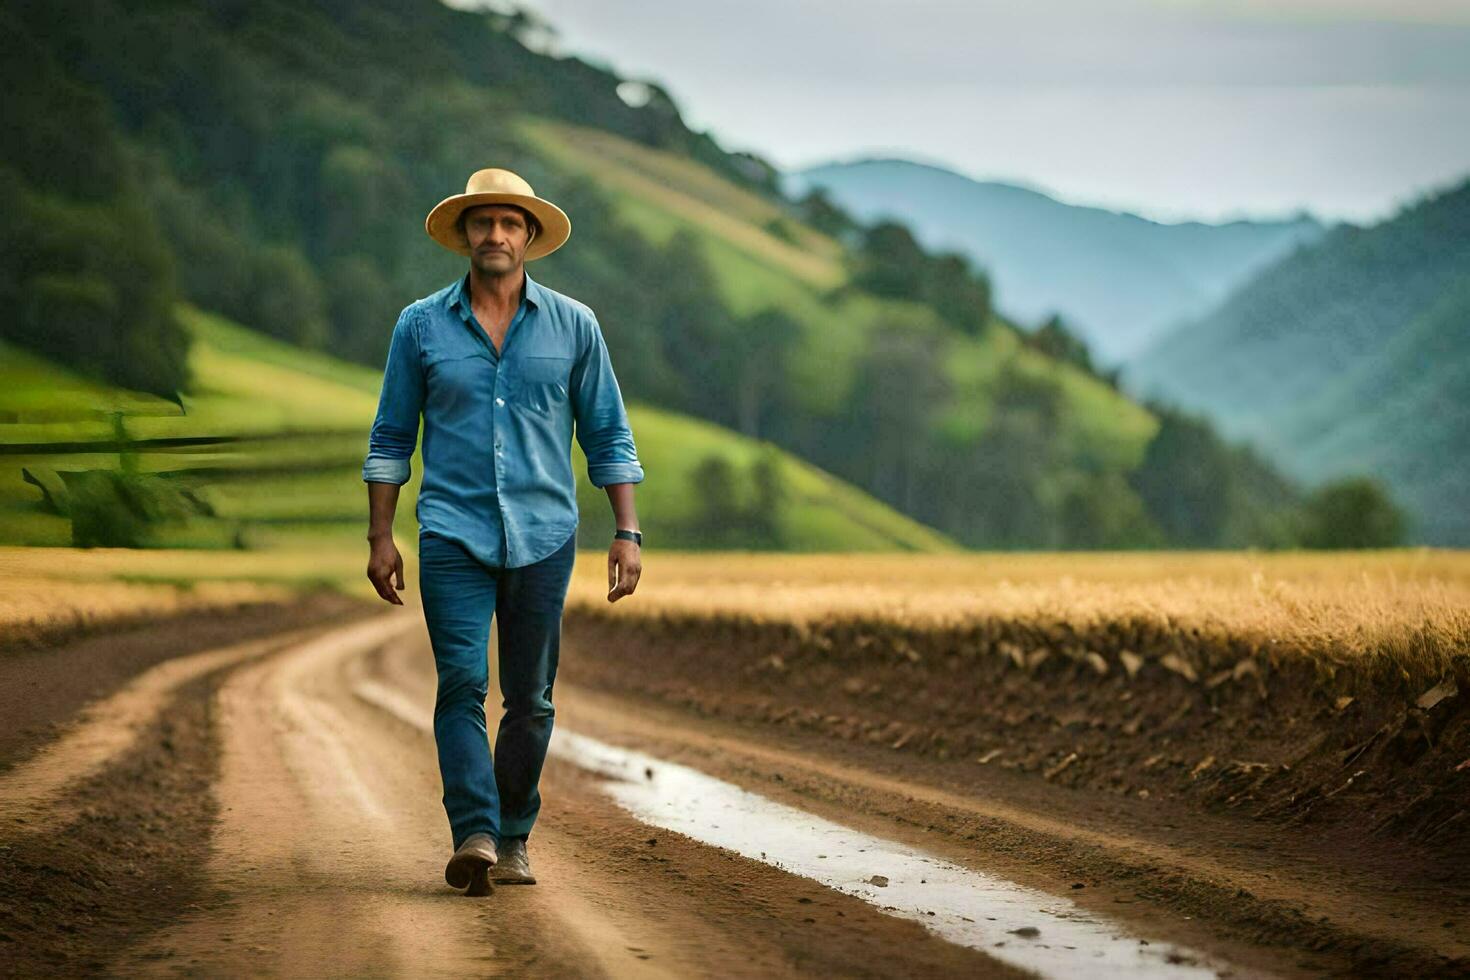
[[3, 611, 1465, 977]]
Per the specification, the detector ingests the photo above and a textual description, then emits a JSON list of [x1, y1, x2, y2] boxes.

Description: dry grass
[[567, 548, 1470, 683], [6, 544, 1467, 685], [0, 544, 378, 647], [0, 576, 296, 648]]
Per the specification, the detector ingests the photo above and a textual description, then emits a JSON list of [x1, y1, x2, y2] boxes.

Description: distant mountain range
[[784, 158, 1329, 363], [1126, 176, 1470, 546]]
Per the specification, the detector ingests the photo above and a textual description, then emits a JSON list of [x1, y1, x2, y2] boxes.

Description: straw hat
[[424, 168, 571, 261]]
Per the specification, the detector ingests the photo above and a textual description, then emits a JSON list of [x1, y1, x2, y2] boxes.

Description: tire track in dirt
[[0, 590, 379, 773], [9, 601, 1464, 977], [0, 673, 222, 976], [105, 614, 1018, 977], [0, 619, 384, 837]]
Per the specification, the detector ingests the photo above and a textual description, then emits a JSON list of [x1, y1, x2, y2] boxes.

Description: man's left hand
[[608, 539, 641, 602]]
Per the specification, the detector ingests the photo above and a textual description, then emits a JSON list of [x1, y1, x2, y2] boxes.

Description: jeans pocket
[[418, 530, 458, 564]]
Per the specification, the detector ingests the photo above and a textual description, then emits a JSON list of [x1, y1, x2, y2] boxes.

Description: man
[[362, 167, 645, 897]]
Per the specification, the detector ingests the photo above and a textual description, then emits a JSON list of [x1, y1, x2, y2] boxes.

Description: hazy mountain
[[784, 158, 1329, 363], [1126, 176, 1470, 545]]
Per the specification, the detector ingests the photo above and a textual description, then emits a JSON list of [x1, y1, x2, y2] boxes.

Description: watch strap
[[614, 528, 642, 545]]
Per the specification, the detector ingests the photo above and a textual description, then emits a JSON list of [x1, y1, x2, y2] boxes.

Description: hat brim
[[425, 192, 571, 261]]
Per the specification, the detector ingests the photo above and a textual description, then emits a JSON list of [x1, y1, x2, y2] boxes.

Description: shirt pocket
[[519, 354, 573, 414]]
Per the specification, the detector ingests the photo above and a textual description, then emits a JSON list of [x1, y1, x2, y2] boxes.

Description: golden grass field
[[0, 544, 370, 648], [8, 543, 1468, 686], [567, 548, 1470, 683]]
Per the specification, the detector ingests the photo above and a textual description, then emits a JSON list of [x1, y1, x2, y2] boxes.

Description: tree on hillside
[[846, 325, 952, 517], [959, 362, 1068, 547], [1027, 313, 1094, 373], [653, 228, 739, 419], [850, 222, 992, 338], [0, 19, 188, 397], [1128, 404, 1234, 547], [731, 308, 801, 439], [688, 453, 742, 546], [1059, 467, 1166, 550], [1300, 477, 1406, 548], [852, 220, 928, 300], [324, 253, 399, 363], [250, 245, 330, 348], [318, 144, 412, 270], [749, 444, 788, 545], [795, 186, 859, 242], [762, 215, 799, 244], [685, 448, 788, 548], [1219, 442, 1305, 548], [922, 251, 991, 338]]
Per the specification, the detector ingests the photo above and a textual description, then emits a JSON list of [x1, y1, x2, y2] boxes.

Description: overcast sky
[[455, 0, 1470, 224]]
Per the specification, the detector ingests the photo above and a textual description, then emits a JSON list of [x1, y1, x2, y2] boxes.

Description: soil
[[0, 673, 221, 976], [1, 607, 1022, 978], [555, 609, 1470, 976], [2, 600, 1466, 977], [0, 589, 380, 772], [561, 609, 1470, 868]]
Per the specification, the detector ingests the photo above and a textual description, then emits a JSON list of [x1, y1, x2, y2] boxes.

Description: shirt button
[[495, 397, 504, 406]]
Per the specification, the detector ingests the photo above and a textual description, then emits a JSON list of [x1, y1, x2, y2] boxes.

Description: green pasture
[[1, 299, 959, 560]]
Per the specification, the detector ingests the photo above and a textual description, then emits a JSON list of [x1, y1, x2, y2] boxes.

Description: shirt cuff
[[362, 456, 411, 485], [587, 461, 645, 488]]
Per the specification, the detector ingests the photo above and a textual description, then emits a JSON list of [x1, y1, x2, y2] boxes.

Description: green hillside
[[519, 117, 1171, 545], [1127, 177, 1470, 545], [2, 0, 1309, 551], [0, 307, 959, 554]]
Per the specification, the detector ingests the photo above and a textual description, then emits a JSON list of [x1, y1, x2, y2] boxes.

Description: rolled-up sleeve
[[571, 311, 645, 488], [362, 306, 425, 485]]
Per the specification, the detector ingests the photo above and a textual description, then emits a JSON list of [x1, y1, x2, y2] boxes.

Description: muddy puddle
[[548, 729, 1240, 979], [352, 678, 1239, 978]]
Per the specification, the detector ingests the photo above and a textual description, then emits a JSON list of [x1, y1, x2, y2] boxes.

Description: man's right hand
[[367, 534, 407, 605]]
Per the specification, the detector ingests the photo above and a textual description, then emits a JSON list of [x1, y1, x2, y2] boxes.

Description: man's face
[[464, 205, 534, 274]]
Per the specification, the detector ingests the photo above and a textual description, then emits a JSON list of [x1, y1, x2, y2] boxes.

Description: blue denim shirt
[[362, 269, 645, 568]]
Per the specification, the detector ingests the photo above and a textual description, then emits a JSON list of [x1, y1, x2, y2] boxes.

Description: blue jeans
[[417, 525, 578, 850]]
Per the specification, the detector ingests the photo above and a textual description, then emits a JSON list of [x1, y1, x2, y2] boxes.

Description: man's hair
[[458, 204, 541, 245]]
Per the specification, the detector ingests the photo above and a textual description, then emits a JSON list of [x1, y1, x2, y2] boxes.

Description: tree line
[[0, 0, 1403, 549]]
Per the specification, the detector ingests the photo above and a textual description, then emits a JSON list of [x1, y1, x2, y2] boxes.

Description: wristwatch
[[614, 528, 642, 546]]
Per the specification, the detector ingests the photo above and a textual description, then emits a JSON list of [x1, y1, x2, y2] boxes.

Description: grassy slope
[[0, 305, 957, 554], [519, 116, 1158, 470]]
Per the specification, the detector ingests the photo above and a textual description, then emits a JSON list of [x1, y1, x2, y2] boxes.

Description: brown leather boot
[[492, 837, 536, 884], [445, 832, 498, 893]]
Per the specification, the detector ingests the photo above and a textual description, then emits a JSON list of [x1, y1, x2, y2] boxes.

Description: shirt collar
[[451, 268, 542, 315]]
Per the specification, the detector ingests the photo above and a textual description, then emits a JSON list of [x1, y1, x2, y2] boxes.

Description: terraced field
[[0, 304, 957, 556]]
